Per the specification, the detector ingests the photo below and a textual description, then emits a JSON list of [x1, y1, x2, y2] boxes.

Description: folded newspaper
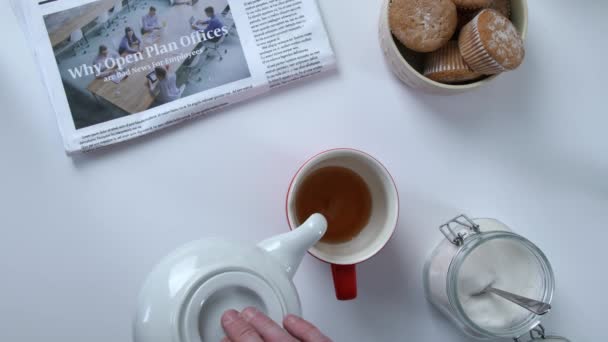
[[11, 0, 335, 154]]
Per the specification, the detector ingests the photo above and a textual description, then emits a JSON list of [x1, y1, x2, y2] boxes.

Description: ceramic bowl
[[379, 0, 529, 95]]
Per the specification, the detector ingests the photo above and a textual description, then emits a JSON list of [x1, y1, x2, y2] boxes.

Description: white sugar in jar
[[424, 215, 569, 341]]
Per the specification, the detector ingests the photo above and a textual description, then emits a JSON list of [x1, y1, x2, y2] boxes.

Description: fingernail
[[284, 315, 298, 325], [240, 307, 257, 321], [222, 310, 239, 324]]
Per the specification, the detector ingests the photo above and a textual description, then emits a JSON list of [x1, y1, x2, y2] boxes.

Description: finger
[[283, 315, 332, 342], [221, 310, 264, 342], [240, 307, 298, 342], [221, 338, 232, 342]]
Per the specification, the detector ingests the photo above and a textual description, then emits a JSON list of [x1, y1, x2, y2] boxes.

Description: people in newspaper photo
[[44, 0, 250, 129]]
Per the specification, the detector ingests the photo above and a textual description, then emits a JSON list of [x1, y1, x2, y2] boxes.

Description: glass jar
[[423, 215, 569, 341]]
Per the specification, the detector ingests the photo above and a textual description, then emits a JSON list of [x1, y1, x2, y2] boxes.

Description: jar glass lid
[[447, 227, 555, 338]]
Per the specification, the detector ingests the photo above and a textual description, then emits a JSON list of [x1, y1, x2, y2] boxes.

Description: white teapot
[[133, 214, 327, 342]]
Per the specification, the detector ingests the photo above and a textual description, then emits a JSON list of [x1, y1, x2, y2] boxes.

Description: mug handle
[[331, 264, 357, 300]]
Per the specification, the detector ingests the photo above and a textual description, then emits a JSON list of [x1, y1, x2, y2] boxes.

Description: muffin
[[389, 0, 457, 53], [458, 9, 524, 75], [424, 41, 483, 83], [452, 0, 492, 10], [456, 0, 511, 31], [490, 0, 511, 18]]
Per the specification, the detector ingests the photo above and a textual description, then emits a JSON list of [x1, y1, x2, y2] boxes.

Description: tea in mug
[[295, 166, 372, 243]]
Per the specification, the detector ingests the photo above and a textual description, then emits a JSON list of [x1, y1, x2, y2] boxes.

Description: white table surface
[[1, 1, 606, 341]]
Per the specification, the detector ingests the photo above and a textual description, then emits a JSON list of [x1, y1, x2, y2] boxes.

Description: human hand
[[221, 307, 332, 342]]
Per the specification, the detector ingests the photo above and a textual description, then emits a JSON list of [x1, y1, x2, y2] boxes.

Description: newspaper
[[10, 0, 335, 154]]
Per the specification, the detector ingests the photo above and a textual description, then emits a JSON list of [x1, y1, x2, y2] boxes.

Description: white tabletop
[[1, 1, 606, 341]]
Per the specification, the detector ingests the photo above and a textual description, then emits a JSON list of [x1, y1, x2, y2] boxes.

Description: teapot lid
[[179, 271, 289, 342]]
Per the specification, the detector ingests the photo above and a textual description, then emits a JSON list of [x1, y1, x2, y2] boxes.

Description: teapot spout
[[257, 214, 327, 279]]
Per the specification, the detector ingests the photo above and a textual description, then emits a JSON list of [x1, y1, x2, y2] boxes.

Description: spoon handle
[[487, 287, 552, 316]]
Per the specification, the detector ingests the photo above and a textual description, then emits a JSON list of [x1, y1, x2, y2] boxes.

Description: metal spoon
[[480, 286, 552, 316]]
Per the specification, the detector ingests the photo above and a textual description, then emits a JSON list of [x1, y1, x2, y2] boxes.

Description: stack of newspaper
[[11, 0, 335, 154]]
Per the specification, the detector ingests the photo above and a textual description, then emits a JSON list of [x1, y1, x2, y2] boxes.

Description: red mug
[[286, 149, 399, 300]]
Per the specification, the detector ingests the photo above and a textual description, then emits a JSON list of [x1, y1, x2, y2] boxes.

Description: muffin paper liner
[[459, 14, 506, 75], [424, 42, 481, 83]]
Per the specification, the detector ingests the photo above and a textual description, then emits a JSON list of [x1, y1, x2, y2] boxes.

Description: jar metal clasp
[[439, 214, 480, 246], [514, 324, 545, 341], [513, 324, 572, 342]]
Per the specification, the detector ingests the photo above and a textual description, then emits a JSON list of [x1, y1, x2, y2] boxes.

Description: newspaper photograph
[[10, 0, 335, 154]]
